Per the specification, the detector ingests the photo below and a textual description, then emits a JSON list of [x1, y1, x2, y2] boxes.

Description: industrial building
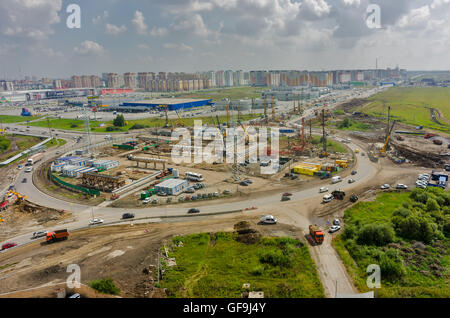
[[154, 178, 189, 195], [122, 98, 212, 111]]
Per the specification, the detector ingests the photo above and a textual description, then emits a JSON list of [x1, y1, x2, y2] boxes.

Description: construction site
[[25, 96, 354, 209]]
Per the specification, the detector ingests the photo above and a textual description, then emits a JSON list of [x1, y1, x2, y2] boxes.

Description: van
[[331, 176, 342, 184], [323, 194, 334, 203]]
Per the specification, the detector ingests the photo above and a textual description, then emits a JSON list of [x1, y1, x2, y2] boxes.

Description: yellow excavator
[[174, 110, 185, 127], [380, 120, 397, 157], [7, 190, 27, 204]]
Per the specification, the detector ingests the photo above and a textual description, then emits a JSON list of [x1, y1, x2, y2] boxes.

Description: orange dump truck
[[46, 229, 69, 243], [309, 225, 324, 244]]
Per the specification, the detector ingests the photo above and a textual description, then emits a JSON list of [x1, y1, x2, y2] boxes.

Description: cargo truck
[[46, 229, 69, 243], [309, 225, 324, 244], [27, 152, 44, 166]]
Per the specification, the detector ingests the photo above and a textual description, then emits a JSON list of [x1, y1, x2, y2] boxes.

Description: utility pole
[[47, 117, 53, 139], [322, 109, 327, 154], [264, 97, 267, 124]]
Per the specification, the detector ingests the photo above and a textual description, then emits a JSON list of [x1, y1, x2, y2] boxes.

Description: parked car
[[281, 196, 291, 202], [17, 165, 23, 170], [351, 170, 357, 175], [260, 215, 277, 224], [416, 184, 427, 189], [333, 219, 340, 226], [22, 178, 27, 183], [25, 167, 33, 173], [329, 225, 341, 233], [122, 213, 135, 219], [348, 179, 356, 184], [32, 231, 47, 239], [89, 218, 104, 225], [319, 187, 329, 193], [244, 179, 253, 184], [185, 187, 195, 193], [240, 181, 249, 186], [282, 192, 293, 197], [188, 208, 200, 214], [396, 184, 408, 190], [143, 197, 152, 204], [1, 242, 17, 251], [381, 184, 390, 190], [350, 194, 359, 202]]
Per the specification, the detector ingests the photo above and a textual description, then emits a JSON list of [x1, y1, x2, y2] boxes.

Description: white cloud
[[132, 10, 148, 34], [150, 27, 169, 37], [163, 43, 194, 52], [138, 43, 150, 49], [397, 5, 430, 28], [302, 0, 331, 18], [105, 23, 127, 35], [171, 14, 210, 36], [74, 41, 106, 56], [0, 0, 62, 40], [342, 0, 360, 7], [431, 0, 450, 9], [93, 10, 109, 25]]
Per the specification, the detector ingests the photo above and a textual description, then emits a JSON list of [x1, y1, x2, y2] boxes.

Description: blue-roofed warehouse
[[122, 98, 213, 111]]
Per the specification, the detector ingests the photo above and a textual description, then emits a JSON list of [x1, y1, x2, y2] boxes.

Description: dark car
[[188, 208, 200, 214], [1, 242, 17, 251], [240, 181, 249, 186], [122, 213, 135, 219], [22, 178, 27, 183], [283, 192, 293, 197], [351, 171, 357, 175]]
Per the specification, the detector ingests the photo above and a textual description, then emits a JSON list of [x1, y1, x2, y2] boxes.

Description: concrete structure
[[91, 159, 119, 170], [107, 73, 121, 88], [154, 178, 188, 195]]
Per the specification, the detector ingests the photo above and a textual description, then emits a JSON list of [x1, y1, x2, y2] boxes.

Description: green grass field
[[0, 115, 40, 123], [26, 113, 262, 133], [311, 135, 348, 153], [361, 87, 450, 133], [334, 118, 373, 132], [0, 134, 45, 163], [161, 232, 324, 298], [173, 86, 268, 102], [333, 190, 450, 297]]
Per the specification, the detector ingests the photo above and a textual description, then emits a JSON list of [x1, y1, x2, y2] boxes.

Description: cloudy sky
[[1, 0, 450, 79]]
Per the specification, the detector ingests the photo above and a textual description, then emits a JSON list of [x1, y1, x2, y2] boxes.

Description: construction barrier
[[50, 172, 100, 196]]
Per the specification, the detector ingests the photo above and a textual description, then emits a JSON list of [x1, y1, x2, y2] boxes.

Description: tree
[[113, 114, 125, 127], [426, 198, 440, 212], [356, 223, 395, 246]]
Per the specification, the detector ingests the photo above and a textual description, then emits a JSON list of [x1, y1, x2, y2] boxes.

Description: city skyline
[[1, 0, 450, 79]]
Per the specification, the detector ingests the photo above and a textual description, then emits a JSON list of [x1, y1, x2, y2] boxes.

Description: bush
[[250, 265, 264, 276], [393, 207, 411, 218], [356, 223, 395, 246], [106, 126, 122, 132], [380, 249, 406, 281], [342, 224, 357, 240], [394, 215, 435, 244], [426, 198, 440, 212], [88, 278, 120, 295], [130, 124, 149, 130], [70, 123, 78, 128], [338, 117, 352, 128]]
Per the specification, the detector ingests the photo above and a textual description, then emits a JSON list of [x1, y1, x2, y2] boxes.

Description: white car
[[25, 167, 33, 173], [260, 215, 277, 224], [319, 187, 329, 193], [323, 194, 334, 203], [32, 231, 47, 239], [396, 184, 408, 190], [329, 225, 341, 233], [89, 218, 104, 225], [381, 184, 390, 190], [143, 197, 152, 204], [416, 184, 427, 189]]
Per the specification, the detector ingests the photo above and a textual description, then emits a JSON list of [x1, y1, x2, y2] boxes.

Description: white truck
[[27, 152, 44, 166]]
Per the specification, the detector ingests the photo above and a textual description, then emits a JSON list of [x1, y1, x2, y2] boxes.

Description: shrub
[[426, 198, 440, 212], [342, 224, 357, 240], [394, 215, 435, 244], [106, 126, 122, 132], [393, 207, 411, 218], [250, 265, 264, 276], [130, 124, 149, 130], [356, 223, 395, 246], [70, 123, 78, 128], [380, 249, 406, 281], [88, 278, 120, 295], [338, 117, 352, 128]]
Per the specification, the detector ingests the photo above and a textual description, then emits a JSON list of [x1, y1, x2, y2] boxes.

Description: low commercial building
[[154, 178, 188, 195], [91, 160, 119, 170]]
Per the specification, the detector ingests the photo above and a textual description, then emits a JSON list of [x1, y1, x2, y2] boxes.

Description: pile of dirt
[[234, 221, 261, 244], [391, 142, 446, 168], [340, 98, 369, 112], [13, 201, 69, 224]]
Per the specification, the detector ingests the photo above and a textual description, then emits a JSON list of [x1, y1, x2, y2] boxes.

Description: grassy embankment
[[161, 232, 324, 298], [360, 87, 450, 133], [333, 189, 450, 297], [0, 115, 41, 123], [26, 113, 262, 133]]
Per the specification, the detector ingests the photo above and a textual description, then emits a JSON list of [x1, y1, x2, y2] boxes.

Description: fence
[[50, 171, 100, 196]]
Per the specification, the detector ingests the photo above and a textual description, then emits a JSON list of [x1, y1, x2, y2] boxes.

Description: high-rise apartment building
[[123, 73, 137, 88], [71, 76, 82, 88], [107, 73, 121, 88]]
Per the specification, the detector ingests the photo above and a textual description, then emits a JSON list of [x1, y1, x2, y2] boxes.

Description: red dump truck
[[46, 229, 69, 243], [309, 225, 324, 244]]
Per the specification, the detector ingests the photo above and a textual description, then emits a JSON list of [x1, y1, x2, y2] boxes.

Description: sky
[[1, 0, 450, 79]]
